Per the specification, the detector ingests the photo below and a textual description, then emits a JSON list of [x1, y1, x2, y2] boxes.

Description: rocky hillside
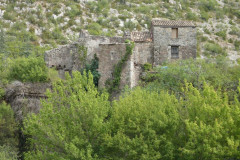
[[0, 0, 240, 60]]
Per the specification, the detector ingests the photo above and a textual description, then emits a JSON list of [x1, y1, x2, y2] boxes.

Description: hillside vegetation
[[0, 0, 239, 59]]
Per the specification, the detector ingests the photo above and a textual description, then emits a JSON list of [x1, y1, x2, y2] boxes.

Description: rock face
[[5, 81, 51, 121], [45, 19, 197, 89]]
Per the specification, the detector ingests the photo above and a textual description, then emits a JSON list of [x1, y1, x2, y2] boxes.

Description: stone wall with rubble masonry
[[45, 26, 196, 89], [153, 26, 197, 65]]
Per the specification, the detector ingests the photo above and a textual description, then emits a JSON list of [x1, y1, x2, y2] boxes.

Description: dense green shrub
[[216, 30, 227, 40], [142, 58, 239, 98], [87, 22, 102, 35], [0, 102, 18, 149], [143, 63, 152, 71], [8, 57, 48, 82], [84, 54, 100, 87], [200, 11, 210, 21], [199, 0, 218, 11], [229, 26, 240, 37], [102, 88, 180, 159], [234, 40, 240, 50], [204, 42, 226, 56], [0, 145, 18, 160], [23, 71, 240, 159], [186, 11, 198, 21], [23, 71, 110, 159]]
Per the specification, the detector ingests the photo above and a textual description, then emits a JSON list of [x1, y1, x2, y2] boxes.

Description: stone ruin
[[4, 20, 196, 119], [4, 81, 51, 120], [45, 19, 197, 89]]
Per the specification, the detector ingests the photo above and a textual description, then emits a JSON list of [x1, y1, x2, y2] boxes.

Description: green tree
[[178, 82, 240, 159], [8, 57, 48, 82], [101, 88, 180, 159], [0, 102, 18, 160], [0, 102, 18, 148], [23, 71, 110, 159]]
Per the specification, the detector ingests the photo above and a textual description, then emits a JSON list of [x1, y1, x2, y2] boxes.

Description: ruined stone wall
[[79, 35, 125, 61], [153, 27, 196, 65], [5, 81, 51, 121], [130, 42, 153, 88], [45, 35, 125, 78], [98, 43, 127, 88], [98, 42, 153, 89]]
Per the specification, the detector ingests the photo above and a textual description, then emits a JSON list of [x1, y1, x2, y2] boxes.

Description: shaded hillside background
[[0, 0, 239, 60]]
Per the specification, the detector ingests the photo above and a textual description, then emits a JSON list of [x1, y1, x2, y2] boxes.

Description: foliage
[[229, 26, 240, 37], [23, 71, 110, 159], [199, 0, 218, 11], [106, 40, 135, 93], [87, 23, 102, 35], [22, 75, 240, 159], [8, 57, 48, 82], [215, 30, 227, 40], [102, 88, 180, 159], [77, 44, 88, 64], [84, 54, 101, 87], [234, 40, 240, 50], [0, 102, 18, 151], [0, 145, 18, 160], [186, 11, 198, 21], [178, 82, 240, 159], [204, 41, 226, 56], [142, 58, 240, 98], [47, 68, 61, 83], [143, 63, 152, 71], [200, 11, 210, 21]]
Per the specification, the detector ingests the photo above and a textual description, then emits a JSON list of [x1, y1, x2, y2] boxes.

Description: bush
[[216, 30, 227, 40], [87, 23, 102, 35], [65, 4, 82, 18], [8, 57, 48, 82], [186, 11, 198, 21], [0, 102, 18, 148], [23, 71, 110, 159], [234, 40, 240, 50], [0, 145, 18, 160], [142, 58, 239, 98], [200, 11, 210, 21], [199, 0, 217, 11], [3, 12, 15, 21], [102, 88, 180, 159], [229, 26, 240, 37], [143, 63, 152, 71], [204, 42, 226, 56], [22, 73, 240, 159]]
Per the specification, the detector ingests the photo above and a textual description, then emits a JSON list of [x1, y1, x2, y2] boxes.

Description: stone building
[[45, 19, 196, 88]]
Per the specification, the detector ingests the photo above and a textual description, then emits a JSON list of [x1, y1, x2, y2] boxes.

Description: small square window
[[171, 46, 179, 59], [172, 28, 178, 39]]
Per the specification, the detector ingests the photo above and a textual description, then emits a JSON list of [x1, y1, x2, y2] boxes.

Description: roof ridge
[[151, 19, 195, 27]]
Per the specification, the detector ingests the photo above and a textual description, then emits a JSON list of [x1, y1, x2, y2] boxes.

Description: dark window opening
[[172, 28, 178, 39], [171, 46, 179, 59]]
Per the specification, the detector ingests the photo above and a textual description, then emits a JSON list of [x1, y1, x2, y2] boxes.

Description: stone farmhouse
[[45, 19, 197, 88]]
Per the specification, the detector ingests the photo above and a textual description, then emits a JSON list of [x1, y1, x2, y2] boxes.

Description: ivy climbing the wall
[[84, 54, 100, 87], [77, 44, 88, 65], [107, 40, 135, 93]]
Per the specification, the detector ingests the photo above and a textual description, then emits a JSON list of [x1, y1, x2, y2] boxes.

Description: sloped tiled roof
[[152, 20, 195, 27], [130, 31, 152, 42]]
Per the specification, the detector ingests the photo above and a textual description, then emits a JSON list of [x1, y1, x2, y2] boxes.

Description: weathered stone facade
[[45, 19, 196, 88], [5, 81, 51, 121]]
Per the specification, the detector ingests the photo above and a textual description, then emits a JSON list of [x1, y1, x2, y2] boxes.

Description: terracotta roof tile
[[152, 20, 195, 27], [130, 31, 152, 42]]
